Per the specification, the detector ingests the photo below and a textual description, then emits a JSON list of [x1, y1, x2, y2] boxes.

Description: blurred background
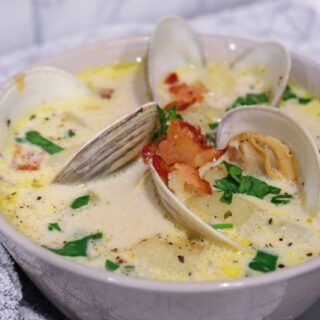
[[1, 0, 320, 319], [0, 0, 257, 54], [0, 0, 320, 84]]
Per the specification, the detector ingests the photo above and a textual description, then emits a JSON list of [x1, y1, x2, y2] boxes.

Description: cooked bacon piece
[[164, 72, 179, 85], [165, 82, 208, 111], [179, 122, 208, 147], [141, 138, 164, 164], [12, 145, 44, 171], [99, 88, 114, 99], [158, 120, 224, 168], [153, 155, 170, 184], [170, 163, 212, 195], [141, 144, 157, 164], [164, 100, 190, 112]]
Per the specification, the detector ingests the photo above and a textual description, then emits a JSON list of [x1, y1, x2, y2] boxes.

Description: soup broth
[[0, 60, 319, 282]]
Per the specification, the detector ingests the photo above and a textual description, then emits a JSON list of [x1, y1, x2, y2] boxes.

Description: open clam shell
[[231, 42, 291, 106], [148, 17, 290, 109], [0, 66, 89, 149], [150, 105, 320, 248], [147, 15, 205, 104], [217, 106, 320, 212], [54, 102, 158, 184]]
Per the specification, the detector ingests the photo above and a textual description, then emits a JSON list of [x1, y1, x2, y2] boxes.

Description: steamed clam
[[0, 66, 158, 183], [0, 66, 89, 150], [148, 106, 320, 249], [148, 16, 291, 109], [216, 106, 320, 213]]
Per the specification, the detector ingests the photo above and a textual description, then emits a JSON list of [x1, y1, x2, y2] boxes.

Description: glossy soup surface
[[1, 60, 320, 282]]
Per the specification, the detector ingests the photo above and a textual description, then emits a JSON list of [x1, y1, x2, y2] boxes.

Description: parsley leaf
[[208, 122, 219, 130], [220, 191, 233, 204], [166, 106, 183, 121], [282, 86, 312, 105], [214, 161, 286, 205], [238, 176, 280, 199], [223, 161, 242, 183], [105, 259, 120, 271], [67, 129, 76, 138], [48, 222, 62, 232], [47, 232, 103, 257], [212, 223, 234, 230], [25, 131, 64, 154], [249, 250, 278, 273], [214, 175, 239, 193], [205, 133, 216, 146], [151, 106, 183, 142], [227, 92, 269, 111], [71, 195, 91, 209], [298, 97, 312, 105], [282, 86, 296, 101], [271, 192, 293, 205], [14, 137, 26, 143]]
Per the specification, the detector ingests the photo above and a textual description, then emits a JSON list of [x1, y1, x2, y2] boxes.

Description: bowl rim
[[1, 34, 320, 293]]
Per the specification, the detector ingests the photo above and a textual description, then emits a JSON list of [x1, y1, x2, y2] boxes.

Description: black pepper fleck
[[177, 255, 185, 263]]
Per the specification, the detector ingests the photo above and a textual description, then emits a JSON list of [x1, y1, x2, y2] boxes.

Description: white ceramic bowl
[[1, 35, 320, 320]]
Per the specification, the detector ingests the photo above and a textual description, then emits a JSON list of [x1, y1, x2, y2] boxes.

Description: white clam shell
[[0, 66, 89, 149], [150, 164, 243, 250], [54, 102, 158, 183], [216, 106, 320, 212], [231, 42, 291, 106], [147, 15, 205, 104]]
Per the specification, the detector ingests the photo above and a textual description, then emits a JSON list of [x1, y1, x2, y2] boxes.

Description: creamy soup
[[0, 60, 319, 282]]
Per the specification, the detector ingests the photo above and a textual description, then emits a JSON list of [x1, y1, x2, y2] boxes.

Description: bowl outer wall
[[0, 35, 320, 320]]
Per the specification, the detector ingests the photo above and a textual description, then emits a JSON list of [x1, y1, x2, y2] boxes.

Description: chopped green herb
[[282, 86, 296, 101], [48, 222, 62, 232], [105, 259, 120, 271], [152, 106, 169, 141], [227, 92, 269, 111], [282, 86, 312, 105], [67, 129, 76, 138], [47, 232, 103, 257], [214, 175, 239, 193], [212, 223, 234, 230], [205, 133, 216, 146], [71, 195, 91, 209], [151, 106, 183, 142], [249, 250, 278, 273], [166, 106, 183, 121], [25, 131, 64, 154], [29, 114, 36, 120], [238, 176, 280, 199], [208, 122, 219, 130], [214, 161, 284, 204], [220, 191, 233, 204], [223, 161, 242, 183], [14, 137, 25, 143], [271, 192, 293, 205], [298, 97, 312, 104]]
